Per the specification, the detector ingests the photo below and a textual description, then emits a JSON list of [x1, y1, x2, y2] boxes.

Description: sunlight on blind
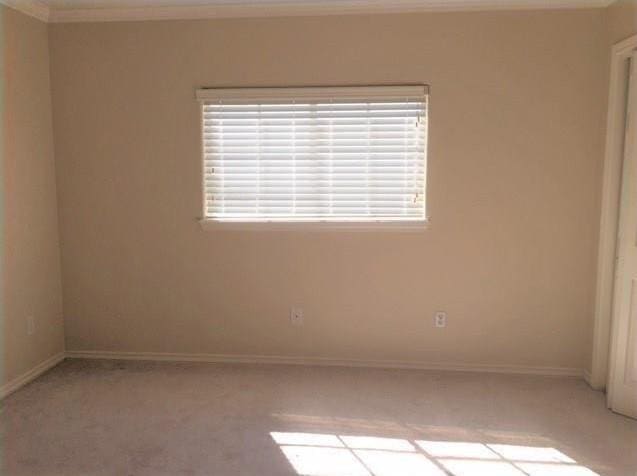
[[198, 86, 428, 223]]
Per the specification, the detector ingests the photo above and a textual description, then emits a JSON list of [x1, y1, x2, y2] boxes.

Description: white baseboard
[[0, 351, 584, 399], [65, 350, 583, 378], [583, 369, 592, 386], [0, 352, 65, 399], [582, 369, 606, 391]]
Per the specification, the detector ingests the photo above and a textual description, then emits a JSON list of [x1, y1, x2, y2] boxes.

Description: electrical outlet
[[27, 315, 36, 335], [434, 311, 447, 328], [290, 308, 304, 326]]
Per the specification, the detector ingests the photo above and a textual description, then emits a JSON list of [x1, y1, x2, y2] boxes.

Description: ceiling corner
[[1, 0, 51, 22]]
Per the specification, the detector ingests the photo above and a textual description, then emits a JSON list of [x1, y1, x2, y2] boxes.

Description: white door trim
[[591, 34, 637, 390]]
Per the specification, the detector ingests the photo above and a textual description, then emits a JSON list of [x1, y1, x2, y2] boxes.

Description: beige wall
[[50, 9, 608, 370], [607, 0, 637, 44], [1, 5, 64, 386]]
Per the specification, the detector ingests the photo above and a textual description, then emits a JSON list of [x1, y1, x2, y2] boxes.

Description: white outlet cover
[[290, 308, 304, 326], [434, 311, 447, 328]]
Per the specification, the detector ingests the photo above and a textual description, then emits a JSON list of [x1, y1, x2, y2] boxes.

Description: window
[[197, 85, 428, 229]]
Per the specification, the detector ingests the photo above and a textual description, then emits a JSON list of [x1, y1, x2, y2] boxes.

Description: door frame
[[591, 34, 637, 391]]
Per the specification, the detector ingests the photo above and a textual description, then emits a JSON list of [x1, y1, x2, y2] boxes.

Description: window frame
[[196, 85, 430, 232]]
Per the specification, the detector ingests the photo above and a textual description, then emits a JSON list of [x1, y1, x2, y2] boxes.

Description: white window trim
[[197, 85, 430, 231], [198, 218, 429, 232]]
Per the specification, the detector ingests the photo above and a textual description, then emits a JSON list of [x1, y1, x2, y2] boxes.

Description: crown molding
[[0, 0, 50, 21], [47, 0, 613, 24]]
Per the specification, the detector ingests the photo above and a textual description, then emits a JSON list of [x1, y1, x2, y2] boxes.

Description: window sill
[[198, 219, 429, 232]]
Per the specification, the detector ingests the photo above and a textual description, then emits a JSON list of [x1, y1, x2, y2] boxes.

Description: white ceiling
[[46, 0, 330, 7], [2, 0, 615, 23]]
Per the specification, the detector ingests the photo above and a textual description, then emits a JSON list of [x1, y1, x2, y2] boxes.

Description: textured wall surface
[[50, 9, 607, 370], [1, 5, 64, 385]]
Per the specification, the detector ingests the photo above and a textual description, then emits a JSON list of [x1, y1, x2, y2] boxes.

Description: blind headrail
[[196, 85, 429, 102]]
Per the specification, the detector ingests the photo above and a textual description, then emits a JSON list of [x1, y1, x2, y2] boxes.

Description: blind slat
[[200, 87, 428, 222]]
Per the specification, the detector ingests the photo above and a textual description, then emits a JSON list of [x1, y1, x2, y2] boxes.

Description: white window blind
[[197, 86, 428, 224]]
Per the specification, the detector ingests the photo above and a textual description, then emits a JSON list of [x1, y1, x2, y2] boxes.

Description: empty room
[[2, 0, 637, 474]]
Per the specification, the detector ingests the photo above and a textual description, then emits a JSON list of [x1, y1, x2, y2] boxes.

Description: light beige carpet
[[1, 359, 636, 476]]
